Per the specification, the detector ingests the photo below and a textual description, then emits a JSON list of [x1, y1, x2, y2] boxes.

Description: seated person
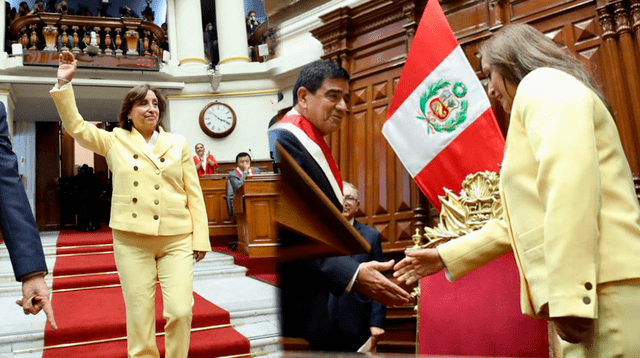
[[226, 152, 261, 217], [193, 143, 218, 177]]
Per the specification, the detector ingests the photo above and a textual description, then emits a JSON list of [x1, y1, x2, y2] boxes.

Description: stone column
[[0, 2, 6, 58], [216, 0, 251, 65], [173, 0, 207, 68], [165, 0, 178, 65]]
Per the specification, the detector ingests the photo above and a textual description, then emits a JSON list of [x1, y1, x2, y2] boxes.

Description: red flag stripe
[[413, 109, 504, 211], [387, 0, 458, 119]]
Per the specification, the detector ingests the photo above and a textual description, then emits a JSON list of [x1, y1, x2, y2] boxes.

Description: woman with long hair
[[394, 24, 640, 357]]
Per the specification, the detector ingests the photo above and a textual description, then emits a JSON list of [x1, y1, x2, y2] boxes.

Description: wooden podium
[[275, 142, 370, 261], [232, 173, 280, 257], [199, 174, 237, 247]]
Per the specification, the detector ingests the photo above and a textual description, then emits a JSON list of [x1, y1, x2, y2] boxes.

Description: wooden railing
[[9, 13, 165, 58]]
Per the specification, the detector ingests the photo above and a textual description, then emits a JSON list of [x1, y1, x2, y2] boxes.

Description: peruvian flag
[[382, 0, 504, 211]]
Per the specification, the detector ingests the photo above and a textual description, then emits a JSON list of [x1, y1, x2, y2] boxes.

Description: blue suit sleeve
[[368, 229, 386, 328], [0, 102, 48, 281]]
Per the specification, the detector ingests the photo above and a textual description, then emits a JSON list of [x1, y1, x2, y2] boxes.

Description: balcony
[[9, 13, 165, 71]]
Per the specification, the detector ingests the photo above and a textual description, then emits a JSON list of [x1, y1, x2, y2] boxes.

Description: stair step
[[0, 230, 281, 356]]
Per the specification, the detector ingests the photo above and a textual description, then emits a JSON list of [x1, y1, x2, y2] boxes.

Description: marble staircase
[[0, 231, 282, 358]]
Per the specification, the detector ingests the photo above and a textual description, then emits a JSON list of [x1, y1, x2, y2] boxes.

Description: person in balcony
[[55, 1, 73, 15], [5, 2, 15, 53], [5, 1, 15, 22], [246, 10, 260, 36], [13, 2, 29, 20], [52, 51, 211, 358], [27, 1, 45, 15], [141, 6, 154, 23], [119, 5, 139, 19], [204, 22, 218, 67]]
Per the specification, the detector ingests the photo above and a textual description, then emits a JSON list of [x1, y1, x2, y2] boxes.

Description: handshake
[[356, 248, 444, 306]]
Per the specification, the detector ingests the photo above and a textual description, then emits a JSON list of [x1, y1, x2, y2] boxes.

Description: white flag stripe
[[382, 46, 491, 177], [270, 122, 344, 204]]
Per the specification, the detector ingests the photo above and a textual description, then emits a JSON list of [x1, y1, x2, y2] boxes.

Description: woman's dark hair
[[479, 23, 605, 101], [292, 60, 350, 105], [118, 84, 166, 131]]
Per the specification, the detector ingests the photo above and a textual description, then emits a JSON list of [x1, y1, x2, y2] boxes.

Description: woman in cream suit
[[51, 51, 211, 358], [394, 24, 640, 357]]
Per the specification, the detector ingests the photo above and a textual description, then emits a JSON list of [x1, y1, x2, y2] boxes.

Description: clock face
[[199, 102, 237, 138]]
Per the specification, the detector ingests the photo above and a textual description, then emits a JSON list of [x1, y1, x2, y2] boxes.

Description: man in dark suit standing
[[0, 102, 57, 329], [269, 60, 410, 350], [328, 181, 385, 352]]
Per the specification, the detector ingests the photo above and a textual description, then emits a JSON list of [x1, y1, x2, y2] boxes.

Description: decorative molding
[[217, 56, 251, 65], [630, 0, 640, 31], [354, 12, 405, 35], [597, 5, 616, 40], [613, 1, 632, 34], [166, 89, 279, 99], [178, 57, 209, 65]]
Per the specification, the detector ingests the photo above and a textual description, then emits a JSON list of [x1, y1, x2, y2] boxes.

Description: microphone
[[248, 148, 254, 160]]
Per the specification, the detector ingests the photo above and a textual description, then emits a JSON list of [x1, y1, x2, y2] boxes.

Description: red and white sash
[[235, 167, 254, 178], [269, 109, 344, 203]]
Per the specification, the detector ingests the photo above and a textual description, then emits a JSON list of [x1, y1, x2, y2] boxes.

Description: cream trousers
[[560, 278, 640, 357], [112, 229, 194, 358]]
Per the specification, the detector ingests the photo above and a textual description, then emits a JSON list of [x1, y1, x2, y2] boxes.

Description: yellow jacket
[[50, 85, 211, 252], [437, 68, 640, 320]]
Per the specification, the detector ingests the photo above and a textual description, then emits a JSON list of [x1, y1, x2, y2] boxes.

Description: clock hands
[[212, 113, 231, 125]]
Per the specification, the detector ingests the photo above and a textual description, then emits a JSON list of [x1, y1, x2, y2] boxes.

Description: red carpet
[[211, 246, 278, 286], [44, 228, 251, 358]]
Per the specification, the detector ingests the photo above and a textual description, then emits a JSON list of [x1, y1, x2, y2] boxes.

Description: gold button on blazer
[[437, 68, 640, 320]]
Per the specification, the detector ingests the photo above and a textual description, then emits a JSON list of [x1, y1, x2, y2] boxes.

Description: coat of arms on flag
[[417, 80, 468, 134], [381, 0, 505, 211]]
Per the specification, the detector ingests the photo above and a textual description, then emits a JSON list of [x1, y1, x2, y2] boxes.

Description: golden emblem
[[412, 170, 502, 249], [410, 171, 502, 314]]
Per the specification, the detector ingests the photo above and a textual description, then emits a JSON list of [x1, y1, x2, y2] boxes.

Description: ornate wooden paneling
[[199, 174, 237, 247], [442, 0, 640, 175], [313, 0, 425, 255]]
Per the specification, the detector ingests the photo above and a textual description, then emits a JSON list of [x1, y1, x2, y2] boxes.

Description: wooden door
[[35, 122, 61, 231]]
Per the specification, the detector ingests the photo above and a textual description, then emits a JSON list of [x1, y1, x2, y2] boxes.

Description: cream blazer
[[437, 68, 640, 320], [50, 85, 211, 252]]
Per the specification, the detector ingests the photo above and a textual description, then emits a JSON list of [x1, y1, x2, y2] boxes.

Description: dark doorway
[[35, 122, 61, 231]]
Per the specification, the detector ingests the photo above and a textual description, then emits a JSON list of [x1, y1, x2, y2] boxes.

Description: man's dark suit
[[0, 102, 48, 281], [272, 128, 359, 351], [226, 167, 261, 217], [328, 220, 385, 351]]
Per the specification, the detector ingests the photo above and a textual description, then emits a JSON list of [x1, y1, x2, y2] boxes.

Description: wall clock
[[199, 101, 237, 138]]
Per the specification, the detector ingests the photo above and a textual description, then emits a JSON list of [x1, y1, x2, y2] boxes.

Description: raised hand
[[57, 51, 77, 87], [393, 248, 445, 285], [353, 260, 412, 307]]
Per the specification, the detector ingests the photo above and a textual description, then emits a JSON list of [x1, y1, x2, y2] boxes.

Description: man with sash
[[269, 60, 411, 350]]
